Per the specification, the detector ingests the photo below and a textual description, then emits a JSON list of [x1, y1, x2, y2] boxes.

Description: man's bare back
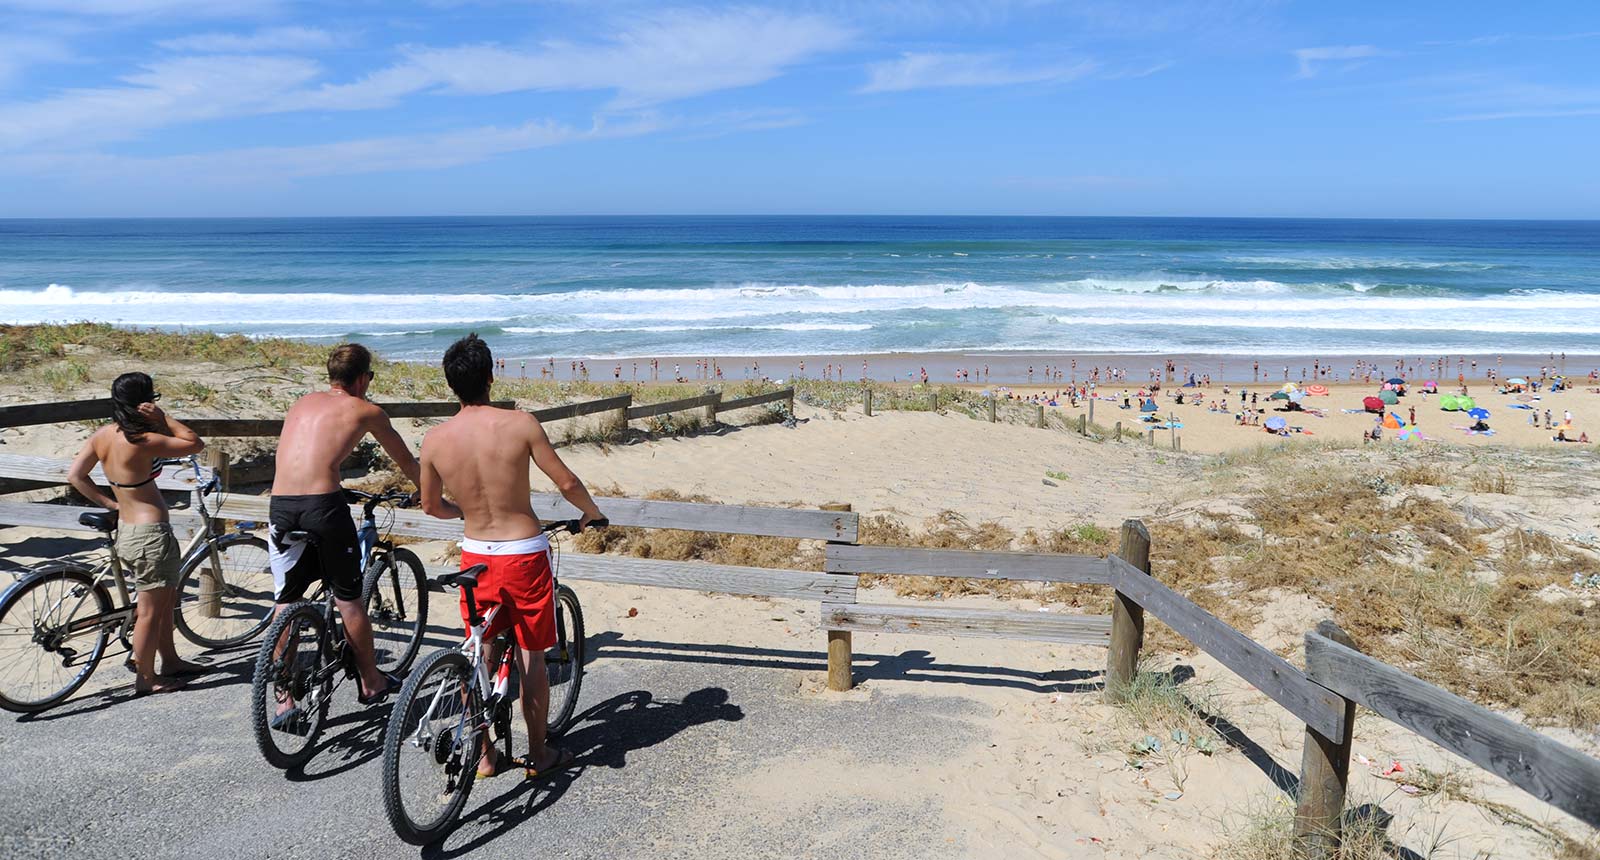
[[421, 406, 599, 540], [274, 391, 416, 496]]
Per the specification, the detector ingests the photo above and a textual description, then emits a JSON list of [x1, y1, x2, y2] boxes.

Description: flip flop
[[357, 671, 404, 706], [163, 664, 210, 678], [270, 707, 310, 736], [523, 747, 576, 781]]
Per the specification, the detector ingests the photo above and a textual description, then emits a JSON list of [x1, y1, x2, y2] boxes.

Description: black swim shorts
[[268, 491, 362, 603]]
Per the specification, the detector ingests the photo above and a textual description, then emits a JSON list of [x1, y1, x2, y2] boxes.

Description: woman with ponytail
[[67, 372, 209, 695]]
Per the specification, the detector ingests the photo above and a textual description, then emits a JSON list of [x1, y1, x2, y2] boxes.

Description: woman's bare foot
[[134, 675, 189, 696], [477, 746, 500, 779]]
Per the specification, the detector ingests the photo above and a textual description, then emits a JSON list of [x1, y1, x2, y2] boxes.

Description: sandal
[[523, 747, 576, 781], [357, 671, 403, 706]]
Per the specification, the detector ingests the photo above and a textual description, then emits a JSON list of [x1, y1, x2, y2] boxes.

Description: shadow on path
[[587, 632, 1101, 694], [422, 687, 743, 859], [14, 651, 253, 723]]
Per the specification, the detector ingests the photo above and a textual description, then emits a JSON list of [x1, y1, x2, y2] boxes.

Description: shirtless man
[[267, 344, 419, 727], [419, 334, 603, 778], [67, 372, 208, 694]]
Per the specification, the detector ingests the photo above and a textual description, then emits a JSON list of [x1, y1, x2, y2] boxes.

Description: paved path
[[0, 613, 1011, 859]]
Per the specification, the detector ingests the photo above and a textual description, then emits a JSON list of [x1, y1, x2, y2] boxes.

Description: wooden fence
[[0, 389, 793, 438], [0, 455, 1593, 852], [859, 388, 1146, 441]]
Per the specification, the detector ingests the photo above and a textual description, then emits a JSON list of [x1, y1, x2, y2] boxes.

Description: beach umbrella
[[1269, 391, 1290, 400], [1508, 377, 1528, 385], [1264, 416, 1287, 431], [1387, 377, 1405, 385], [1438, 394, 1459, 410], [1280, 383, 1298, 393], [1467, 407, 1491, 420], [1288, 389, 1307, 404], [1382, 412, 1403, 429], [1457, 396, 1475, 410], [1397, 424, 1422, 441], [1306, 384, 1329, 396], [1363, 396, 1384, 413], [1139, 398, 1158, 413], [1379, 390, 1399, 405]]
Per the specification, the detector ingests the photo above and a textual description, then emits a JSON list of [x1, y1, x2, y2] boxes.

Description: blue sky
[[1, 0, 1597, 218]]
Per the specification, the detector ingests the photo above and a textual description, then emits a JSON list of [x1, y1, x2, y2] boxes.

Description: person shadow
[[421, 687, 743, 859]]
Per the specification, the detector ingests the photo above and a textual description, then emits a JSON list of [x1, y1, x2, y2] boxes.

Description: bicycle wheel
[[364, 547, 429, 675], [249, 602, 333, 769], [545, 583, 585, 735], [381, 648, 479, 845], [175, 533, 275, 650], [0, 565, 113, 713]]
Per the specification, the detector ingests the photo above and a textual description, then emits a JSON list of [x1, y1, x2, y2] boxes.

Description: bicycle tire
[[381, 648, 479, 845], [0, 565, 112, 713], [363, 547, 428, 675], [249, 602, 333, 769], [546, 583, 585, 736], [174, 532, 275, 650]]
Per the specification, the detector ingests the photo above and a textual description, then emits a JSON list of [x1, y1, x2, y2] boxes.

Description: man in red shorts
[[420, 334, 603, 779]]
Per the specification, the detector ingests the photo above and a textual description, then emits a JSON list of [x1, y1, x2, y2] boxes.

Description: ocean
[[2, 216, 1598, 361]]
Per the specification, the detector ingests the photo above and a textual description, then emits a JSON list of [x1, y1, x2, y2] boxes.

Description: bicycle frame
[[411, 604, 509, 758]]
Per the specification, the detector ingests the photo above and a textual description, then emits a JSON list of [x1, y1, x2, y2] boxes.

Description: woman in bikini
[[66, 372, 208, 695]]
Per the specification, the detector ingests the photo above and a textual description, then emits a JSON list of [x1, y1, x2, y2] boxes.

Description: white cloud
[[1292, 45, 1379, 79], [158, 26, 339, 53], [0, 34, 70, 88], [0, 55, 322, 151], [859, 51, 1095, 93], [330, 9, 853, 109]]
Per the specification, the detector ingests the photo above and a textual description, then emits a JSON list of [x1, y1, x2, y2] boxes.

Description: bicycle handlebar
[[541, 516, 609, 535]]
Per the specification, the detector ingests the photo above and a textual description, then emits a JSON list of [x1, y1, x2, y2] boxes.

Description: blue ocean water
[[2, 216, 1597, 360]]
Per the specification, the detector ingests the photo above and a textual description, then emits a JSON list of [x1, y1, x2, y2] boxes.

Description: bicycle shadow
[[13, 652, 254, 723], [420, 687, 744, 859], [285, 699, 395, 783]]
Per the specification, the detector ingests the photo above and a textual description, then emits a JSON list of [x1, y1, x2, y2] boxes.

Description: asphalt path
[[0, 609, 994, 859]]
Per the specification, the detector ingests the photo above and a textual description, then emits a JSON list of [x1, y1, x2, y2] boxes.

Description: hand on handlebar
[[576, 514, 609, 533]]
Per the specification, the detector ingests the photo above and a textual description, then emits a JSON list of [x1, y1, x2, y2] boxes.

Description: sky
[[0, 0, 1598, 218]]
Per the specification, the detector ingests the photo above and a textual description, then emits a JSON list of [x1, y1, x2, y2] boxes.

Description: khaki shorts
[[116, 523, 183, 592]]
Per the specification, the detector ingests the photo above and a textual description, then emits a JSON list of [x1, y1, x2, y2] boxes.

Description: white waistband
[[460, 534, 549, 556]]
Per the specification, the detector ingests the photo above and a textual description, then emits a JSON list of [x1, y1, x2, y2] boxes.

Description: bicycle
[[0, 455, 273, 713], [380, 516, 602, 845], [248, 488, 427, 769]]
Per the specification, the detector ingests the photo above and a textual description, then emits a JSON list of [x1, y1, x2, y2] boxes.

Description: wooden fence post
[[1105, 519, 1150, 701], [1078, 414, 1087, 435], [929, 391, 938, 412], [703, 391, 721, 425], [1147, 428, 1156, 445], [987, 397, 996, 423], [198, 449, 229, 618], [820, 502, 854, 691], [864, 389, 873, 417], [785, 388, 795, 416], [1294, 620, 1359, 859], [1114, 420, 1122, 440], [1088, 398, 1095, 425], [1035, 404, 1045, 428]]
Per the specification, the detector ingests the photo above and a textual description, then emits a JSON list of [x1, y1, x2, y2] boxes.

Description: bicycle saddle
[[78, 510, 118, 533], [436, 564, 488, 589]]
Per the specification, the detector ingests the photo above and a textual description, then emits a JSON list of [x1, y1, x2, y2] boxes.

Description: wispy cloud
[[1423, 31, 1600, 48], [326, 9, 853, 110], [1292, 44, 1379, 79], [0, 34, 70, 88], [859, 51, 1095, 93], [0, 0, 276, 15], [157, 26, 340, 53]]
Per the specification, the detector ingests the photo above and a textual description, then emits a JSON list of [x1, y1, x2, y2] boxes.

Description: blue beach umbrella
[[1467, 407, 1490, 420], [1264, 416, 1287, 431]]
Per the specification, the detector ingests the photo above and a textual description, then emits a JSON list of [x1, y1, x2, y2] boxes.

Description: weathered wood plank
[[0, 453, 202, 492], [379, 400, 514, 418], [532, 495, 859, 542], [1108, 554, 1347, 739], [530, 394, 632, 423], [0, 500, 203, 535], [716, 389, 793, 413], [426, 556, 854, 602], [180, 418, 284, 437], [1106, 520, 1150, 701], [822, 602, 1111, 645], [824, 544, 1109, 584], [1306, 629, 1600, 828], [625, 393, 719, 421], [0, 398, 113, 428], [212, 492, 860, 543], [1295, 621, 1360, 858]]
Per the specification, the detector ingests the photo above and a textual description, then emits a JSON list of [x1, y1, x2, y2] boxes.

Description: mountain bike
[[380, 517, 601, 844], [0, 455, 272, 713], [247, 489, 427, 769]]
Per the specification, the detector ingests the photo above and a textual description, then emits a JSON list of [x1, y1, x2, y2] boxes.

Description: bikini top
[[108, 464, 162, 489]]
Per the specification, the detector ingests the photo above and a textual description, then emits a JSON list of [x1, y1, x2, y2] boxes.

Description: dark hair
[[327, 343, 373, 388], [111, 372, 157, 443], [443, 334, 493, 404]]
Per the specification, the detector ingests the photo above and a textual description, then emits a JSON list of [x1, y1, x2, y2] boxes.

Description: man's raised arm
[[526, 416, 603, 527]]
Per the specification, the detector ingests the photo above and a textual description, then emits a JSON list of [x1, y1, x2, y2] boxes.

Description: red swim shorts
[[459, 550, 556, 651]]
